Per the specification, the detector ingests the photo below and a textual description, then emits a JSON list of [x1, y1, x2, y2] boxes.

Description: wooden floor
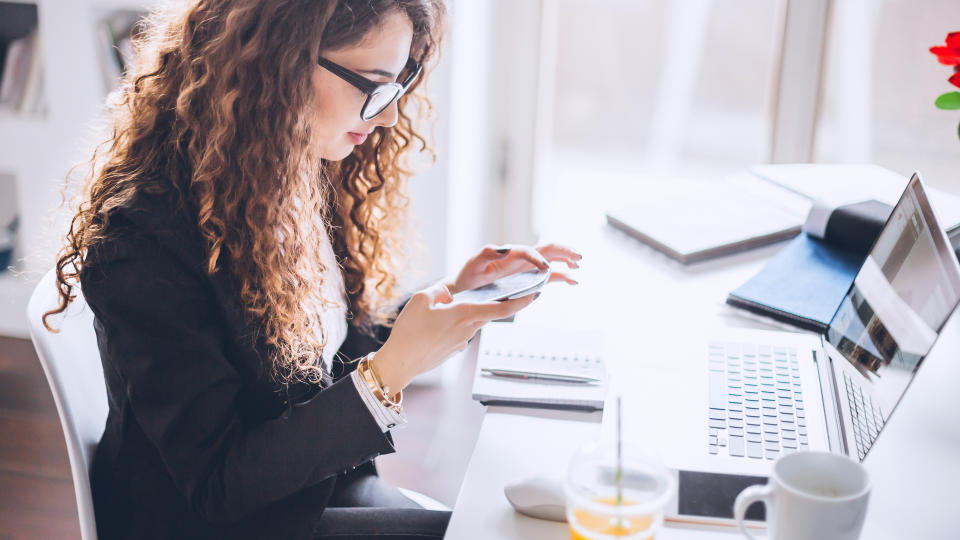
[[0, 336, 484, 539]]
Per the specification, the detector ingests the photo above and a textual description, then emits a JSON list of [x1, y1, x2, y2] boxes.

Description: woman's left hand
[[446, 243, 583, 295]]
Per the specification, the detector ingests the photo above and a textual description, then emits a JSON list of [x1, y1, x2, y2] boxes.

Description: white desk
[[446, 218, 960, 539]]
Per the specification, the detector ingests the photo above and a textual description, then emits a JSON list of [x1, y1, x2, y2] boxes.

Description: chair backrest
[[26, 268, 108, 540]]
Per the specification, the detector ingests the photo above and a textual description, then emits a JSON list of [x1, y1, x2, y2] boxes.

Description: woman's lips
[[347, 132, 368, 145]]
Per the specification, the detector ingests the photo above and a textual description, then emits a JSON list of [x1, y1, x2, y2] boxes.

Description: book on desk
[[605, 164, 960, 265], [727, 186, 960, 332], [471, 324, 607, 412], [605, 170, 810, 264]]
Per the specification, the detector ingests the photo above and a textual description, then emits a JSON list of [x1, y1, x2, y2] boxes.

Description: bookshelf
[[0, 0, 152, 338]]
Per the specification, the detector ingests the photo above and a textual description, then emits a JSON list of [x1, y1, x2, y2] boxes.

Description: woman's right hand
[[371, 281, 540, 392]]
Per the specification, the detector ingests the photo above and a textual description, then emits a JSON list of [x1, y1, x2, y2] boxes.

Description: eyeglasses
[[317, 57, 423, 121]]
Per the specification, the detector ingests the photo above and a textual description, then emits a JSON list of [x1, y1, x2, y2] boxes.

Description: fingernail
[[496, 248, 511, 254]]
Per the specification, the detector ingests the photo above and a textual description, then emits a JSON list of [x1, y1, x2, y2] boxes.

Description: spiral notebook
[[471, 324, 607, 411]]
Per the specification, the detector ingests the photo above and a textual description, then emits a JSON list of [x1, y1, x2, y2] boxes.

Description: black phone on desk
[[665, 469, 768, 529], [450, 268, 551, 304]]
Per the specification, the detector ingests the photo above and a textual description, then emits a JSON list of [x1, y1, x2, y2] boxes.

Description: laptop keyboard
[[843, 371, 883, 460], [708, 342, 809, 460]]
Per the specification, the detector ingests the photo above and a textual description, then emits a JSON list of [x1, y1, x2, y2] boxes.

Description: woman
[[45, 1, 581, 538]]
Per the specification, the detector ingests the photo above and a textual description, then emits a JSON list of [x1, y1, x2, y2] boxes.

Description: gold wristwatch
[[357, 352, 403, 414]]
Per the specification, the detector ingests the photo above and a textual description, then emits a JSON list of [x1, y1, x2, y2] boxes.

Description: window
[[535, 0, 784, 232], [814, 0, 960, 195]]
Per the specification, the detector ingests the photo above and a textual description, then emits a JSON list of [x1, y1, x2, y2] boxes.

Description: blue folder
[[726, 234, 864, 333]]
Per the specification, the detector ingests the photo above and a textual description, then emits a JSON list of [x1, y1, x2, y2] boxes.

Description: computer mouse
[[503, 474, 567, 522]]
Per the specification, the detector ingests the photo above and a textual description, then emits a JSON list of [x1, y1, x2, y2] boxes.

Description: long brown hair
[[44, 0, 445, 383]]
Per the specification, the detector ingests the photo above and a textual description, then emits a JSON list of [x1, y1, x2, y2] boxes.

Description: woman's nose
[[372, 101, 400, 129]]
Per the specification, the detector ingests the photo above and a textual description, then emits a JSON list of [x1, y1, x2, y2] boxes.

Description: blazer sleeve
[[81, 244, 396, 524]]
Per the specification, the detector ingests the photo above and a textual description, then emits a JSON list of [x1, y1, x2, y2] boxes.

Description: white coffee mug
[[733, 451, 870, 540]]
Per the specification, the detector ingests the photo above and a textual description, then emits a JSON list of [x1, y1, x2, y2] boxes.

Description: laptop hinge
[[814, 339, 847, 455]]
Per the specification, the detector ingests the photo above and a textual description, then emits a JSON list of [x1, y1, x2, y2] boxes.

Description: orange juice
[[568, 497, 656, 540]]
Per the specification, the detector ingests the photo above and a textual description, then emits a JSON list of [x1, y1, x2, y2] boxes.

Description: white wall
[[0, 0, 147, 337], [442, 0, 496, 273], [402, 0, 500, 386], [488, 0, 543, 247], [404, 0, 499, 289]]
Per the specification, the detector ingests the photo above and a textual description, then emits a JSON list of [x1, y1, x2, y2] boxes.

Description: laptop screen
[[826, 174, 960, 413]]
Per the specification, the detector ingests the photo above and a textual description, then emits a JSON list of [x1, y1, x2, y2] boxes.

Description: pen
[[480, 368, 600, 384]]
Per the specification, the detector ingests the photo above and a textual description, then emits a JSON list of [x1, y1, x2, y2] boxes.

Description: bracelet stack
[[357, 352, 403, 414]]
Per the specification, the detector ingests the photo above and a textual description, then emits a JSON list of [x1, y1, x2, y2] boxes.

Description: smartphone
[[664, 468, 768, 529], [450, 268, 551, 304]]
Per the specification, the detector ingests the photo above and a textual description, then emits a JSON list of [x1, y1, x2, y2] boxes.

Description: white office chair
[[27, 269, 108, 540], [26, 270, 448, 540]]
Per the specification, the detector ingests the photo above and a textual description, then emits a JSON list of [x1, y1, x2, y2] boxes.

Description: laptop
[[663, 173, 960, 526]]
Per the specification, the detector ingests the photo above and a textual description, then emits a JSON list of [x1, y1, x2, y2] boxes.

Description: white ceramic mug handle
[[734, 484, 772, 540]]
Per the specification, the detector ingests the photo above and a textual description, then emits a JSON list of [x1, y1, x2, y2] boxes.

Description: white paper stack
[[750, 164, 960, 239]]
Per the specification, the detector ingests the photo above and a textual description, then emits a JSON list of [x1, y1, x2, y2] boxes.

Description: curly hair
[[43, 0, 445, 383]]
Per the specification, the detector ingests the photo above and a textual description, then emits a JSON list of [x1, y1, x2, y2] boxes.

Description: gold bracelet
[[370, 354, 403, 405], [358, 352, 402, 413]]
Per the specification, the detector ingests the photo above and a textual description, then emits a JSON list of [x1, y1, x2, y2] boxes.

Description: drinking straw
[[616, 395, 623, 528]]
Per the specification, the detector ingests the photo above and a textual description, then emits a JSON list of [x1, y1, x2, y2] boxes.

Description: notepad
[[471, 324, 607, 411]]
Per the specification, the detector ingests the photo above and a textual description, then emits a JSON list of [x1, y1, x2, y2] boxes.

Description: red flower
[[930, 32, 960, 65]]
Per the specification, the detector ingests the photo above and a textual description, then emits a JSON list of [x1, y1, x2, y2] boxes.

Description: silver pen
[[480, 367, 600, 384]]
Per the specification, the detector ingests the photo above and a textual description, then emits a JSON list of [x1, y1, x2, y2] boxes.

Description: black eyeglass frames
[[317, 57, 423, 121]]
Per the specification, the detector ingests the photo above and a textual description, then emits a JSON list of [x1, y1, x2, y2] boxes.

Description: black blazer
[[80, 189, 409, 539]]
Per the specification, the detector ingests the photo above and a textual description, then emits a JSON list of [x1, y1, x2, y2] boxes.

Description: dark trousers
[[313, 465, 451, 539]]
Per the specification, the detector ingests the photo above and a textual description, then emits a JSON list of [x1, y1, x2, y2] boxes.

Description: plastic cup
[[564, 442, 675, 540]]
